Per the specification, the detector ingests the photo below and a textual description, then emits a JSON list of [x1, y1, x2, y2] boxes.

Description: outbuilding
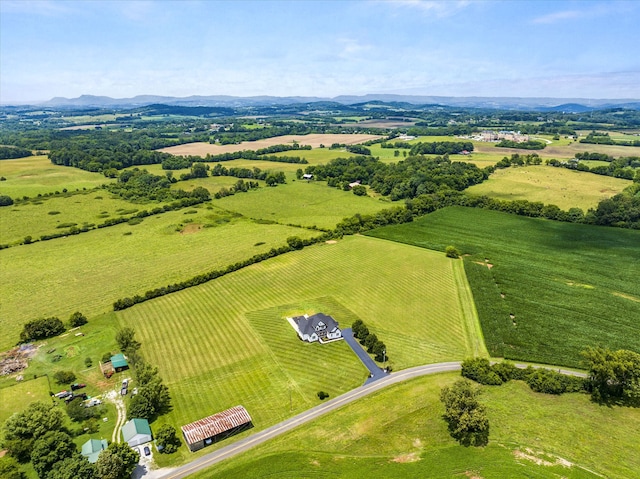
[[81, 438, 108, 463], [181, 405, 252, 452], [110, 353, 129, 372], [122, 418, 152, 447]]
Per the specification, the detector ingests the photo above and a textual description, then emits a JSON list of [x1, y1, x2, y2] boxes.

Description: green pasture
[[465, 165, 631, 211], [200, 373, 640, 479], [173, 176, 264, 194], [115, 235, 478, 465], [0, 155, 112, 198], [214, 179, 392, 229], [368, 207, 640, 367], [0, 376, 51, 425], [0, 210, 317, 351], [0, 189, 164, 245]]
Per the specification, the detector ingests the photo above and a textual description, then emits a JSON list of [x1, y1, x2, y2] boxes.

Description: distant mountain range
[[31, 94, 640, 111]]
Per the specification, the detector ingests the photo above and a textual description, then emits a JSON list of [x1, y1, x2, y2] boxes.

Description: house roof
[[81, 438, 108, 463], [181, 406, 251, 445], [293, 313, 339, 337], [111, 353, 128, 368], [122, 418, 152, 442]]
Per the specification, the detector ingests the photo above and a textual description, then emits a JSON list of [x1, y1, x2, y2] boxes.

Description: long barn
[[181, 405, 252, 452]]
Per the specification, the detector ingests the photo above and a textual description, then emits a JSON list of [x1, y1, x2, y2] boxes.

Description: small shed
[[302, 173, 313, 180], [81, 438, 108, 463], [122, 418, 152, 447], [181, 405, 252, 452], [111, 354, 129, 372]]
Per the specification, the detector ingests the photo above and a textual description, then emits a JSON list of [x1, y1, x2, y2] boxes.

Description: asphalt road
[[157, 361, 587, 479], [341, 327, 388, 383], [157, 361, 463, 479]]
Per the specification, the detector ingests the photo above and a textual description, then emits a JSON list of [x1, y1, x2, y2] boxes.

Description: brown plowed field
[[159, 133, 382, 156]]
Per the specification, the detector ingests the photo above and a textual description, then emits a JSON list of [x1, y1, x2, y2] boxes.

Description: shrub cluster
[[461, 358, 586, 395], [19, 317, 65, 342], [352, 320, 387, 362]]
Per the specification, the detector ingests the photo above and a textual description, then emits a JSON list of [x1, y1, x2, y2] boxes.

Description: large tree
[[155, 424, 181, 454], [95, 443, 139, 479], [440, 379, 489, 446], [30, 431, 77, 478], [583, 347, 640, 405], [49, 456, 96, 479]]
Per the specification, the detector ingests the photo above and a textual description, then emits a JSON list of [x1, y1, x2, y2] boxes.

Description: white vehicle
[[85, 398, 102, 407]]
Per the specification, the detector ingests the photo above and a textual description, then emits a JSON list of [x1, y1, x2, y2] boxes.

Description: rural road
[[155, 361, 587, 479]]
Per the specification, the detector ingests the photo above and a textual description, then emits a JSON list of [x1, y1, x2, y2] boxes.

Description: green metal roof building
[[110, 353, 129, 371], [122, 418, 152, 447], [81, 438, 108, 463]]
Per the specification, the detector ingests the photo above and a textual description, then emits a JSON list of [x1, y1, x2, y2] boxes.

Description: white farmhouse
[[289, 313, 342, 343]]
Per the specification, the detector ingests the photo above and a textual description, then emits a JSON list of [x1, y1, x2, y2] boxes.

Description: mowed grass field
[[0, 155, 112, 198], [199, 373, 640, 479], [368, 207, 640, 368], [465, 165, 631, 211], [0, 376, 50, 425], [114, 235, 480, 464], [0, 189, 166, 245], [0, 210, 317, 351], [214, 179, 392, 229]]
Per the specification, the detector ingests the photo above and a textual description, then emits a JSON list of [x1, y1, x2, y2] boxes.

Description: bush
[[69, 311, 88, 327], [155, 424, 181, 454], [84, 357, 93, 368], [0, 195, 14, 206], [461, 358, 503, 385], [445, 245, 460, 258], [317, 391, 329, 400], [53, 370, 76, 385]]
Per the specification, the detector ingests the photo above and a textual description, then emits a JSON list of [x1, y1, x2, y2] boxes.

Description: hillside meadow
[[113, 235, 482, 465], [214, 179, 392, 229], [368, 206, 640, 368], [0, 155, 112, 198], [465, 165, 631, 211], [198, 372, 640, 479], [0, 209, 317, 351]]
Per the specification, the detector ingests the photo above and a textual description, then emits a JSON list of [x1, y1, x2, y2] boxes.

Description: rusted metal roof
[[181, 406, 251, 444]]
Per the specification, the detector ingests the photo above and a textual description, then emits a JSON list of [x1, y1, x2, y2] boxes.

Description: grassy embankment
[[197, 372, 640, 479], [0, 155, 113, 198], [368, 206, 640, 368], [113, 235, 481, 466], [465, 165, 631, 211]]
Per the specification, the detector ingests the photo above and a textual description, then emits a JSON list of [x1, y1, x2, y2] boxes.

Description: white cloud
[[0, 0, 77, 16], [531, 1, 638, 24], [382, 0, 471, 17]]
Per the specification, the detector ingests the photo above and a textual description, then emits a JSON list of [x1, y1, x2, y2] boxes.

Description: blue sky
[[1, 0, 639, 102]]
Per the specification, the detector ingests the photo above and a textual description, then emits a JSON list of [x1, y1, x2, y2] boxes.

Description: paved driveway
[[342, 328, 388, 384]]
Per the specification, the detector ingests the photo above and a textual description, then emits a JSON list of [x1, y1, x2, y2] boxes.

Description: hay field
[[0, 377, 51, 425], [465, 165, 631, 210], [0, 155, 112, 198], [0, 211, 317, 350], [117, 235, 479, 463], [158, 134, 382, 156], [214, 179, 391, 229]]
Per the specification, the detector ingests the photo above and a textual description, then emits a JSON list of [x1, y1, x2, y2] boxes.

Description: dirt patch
[[412, 438, 422, 448], [391, 452, 420, 463], [473, 261, 493, 269], [513, 448, 573, 468], [65, 346, 79, 357], [612, 291, 640, 303], [159, 134, 382, 156], [325, 240, 338, 244], [180, 224, 202, 235], [310, 459, 320, 466], [464, 471, 484, 479]]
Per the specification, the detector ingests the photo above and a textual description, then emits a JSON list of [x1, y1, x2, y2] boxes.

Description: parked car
[[70, 383, 86, 391], [143, 446, 151, 456], [121, 387, 128, 396], [85, 398, 102, 407], [54, 390, 71, 399], [122, 379, 129, 388]]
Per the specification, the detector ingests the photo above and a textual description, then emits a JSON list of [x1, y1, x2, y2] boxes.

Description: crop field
[[465, 165, 631, 211], [115, 235, 479, 463], [214, 179, 392, 229], [368, 207, 640, 367], [200, 372, 640, 479], [173, 175, 264, 193], [271, 147, 353, 164], [158, 134, 383, 156], [0, 211, 317, 351], [0, 189, 167, 245], [0, 155, 112, 198]]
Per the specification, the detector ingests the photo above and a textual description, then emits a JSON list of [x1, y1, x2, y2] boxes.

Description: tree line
[[0, 145, 33, 159]]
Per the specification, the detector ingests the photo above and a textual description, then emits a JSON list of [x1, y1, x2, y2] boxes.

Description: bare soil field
[[473, 141, 640, 159], [159, 133, 382, 156]]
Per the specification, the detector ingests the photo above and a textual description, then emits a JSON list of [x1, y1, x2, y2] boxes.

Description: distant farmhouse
[[182, 405, 253, 452], [287, 313, 342, 343], [477, 130, 530, 143]]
